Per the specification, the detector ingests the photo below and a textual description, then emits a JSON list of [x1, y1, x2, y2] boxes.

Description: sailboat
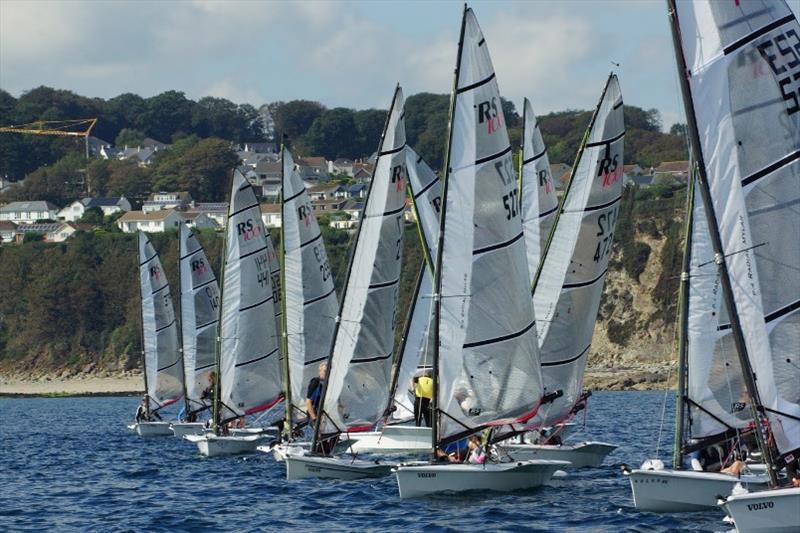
[[128, 231, 184, 437], [393, 6, 568, 499], [264, 145, 340, 462], [285, 84, 408, 480], [626, 0, 799, 519], [340, 147, 440, 455], [170, 224, 220, 437], [186, 170, 285, 456], [501, 78, 623, 468]]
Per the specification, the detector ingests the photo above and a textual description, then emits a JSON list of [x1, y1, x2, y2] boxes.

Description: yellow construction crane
[[0, 118, 98, 158]]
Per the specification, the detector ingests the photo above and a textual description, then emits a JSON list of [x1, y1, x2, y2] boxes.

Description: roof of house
[[260, 203, 281, 214], [333, 158, 354, 166], [0, 201, 60, 212], [307, 184, 341, 193], [655, 160, 689, 173], [299, 156, 327, 168], [83, 197, 124, 208], [255, 160, 282, 174], [0, 220, 18, 231], [15, 222, 61, 233], [194, 202, 229, 212], [347, 183, 367, 193], [311, 199, 347, 207], [343, 200, 364, 211], [118, 210, 179, 222], [141, 138, 167, 149], [181, 211, 210, 221]]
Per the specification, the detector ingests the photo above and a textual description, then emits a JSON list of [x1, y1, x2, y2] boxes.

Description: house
[[47, 222, 93, 243], [192, 202, 228, 227], [116, 209, 183, 233], [0, 201, 60, 224], [329, 213, 357, 230], [329, 158, 355, 177], [118, 146, 158, 166], [181, 211, 217, 230], [141, 138, 168, 151], [58, 196, 131, 222], [252, 160, 282, 198], [311, 198, 347, 212], [307, 184, 342, 201], [351, 163, 374, 183], [238, 151, 275, 169], [342, 200, 364, 224], [653, 160, 690, 184], [14, 222, 62, 243], [346, 183, 368, 199], [87, 136, 113, 158], [142, 192, 193, 212], [297, 156, 329, 182], [0, 220, 17, 243], [260, 203, 282, 229]]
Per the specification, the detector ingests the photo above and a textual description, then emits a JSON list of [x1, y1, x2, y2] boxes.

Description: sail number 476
[[594, 206, 618, 263]]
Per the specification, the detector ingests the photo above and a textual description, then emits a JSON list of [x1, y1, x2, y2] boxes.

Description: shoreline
[[0, 367, 674, 397]]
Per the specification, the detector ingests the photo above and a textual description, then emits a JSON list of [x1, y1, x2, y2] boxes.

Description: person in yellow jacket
[[412, 369, 433, 427]]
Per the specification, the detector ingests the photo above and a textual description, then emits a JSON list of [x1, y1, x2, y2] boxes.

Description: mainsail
[[434, 7, 544, 446], [317, 85, 407, 437], [520, 97, 559, 280], [178, 223, 219, 413], [671, 0, 800, 466], [530, 74, 624, 427], [217, 171, 284, 424], [281, 147, 339, 424], [388, 149, 441, 423], [138, 231, 183, 410]]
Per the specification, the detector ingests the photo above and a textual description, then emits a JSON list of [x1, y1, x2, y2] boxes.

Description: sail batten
[[138, 232, 183, 411]]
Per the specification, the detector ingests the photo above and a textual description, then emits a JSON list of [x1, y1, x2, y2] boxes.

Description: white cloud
[[202, 80, 263, 105]]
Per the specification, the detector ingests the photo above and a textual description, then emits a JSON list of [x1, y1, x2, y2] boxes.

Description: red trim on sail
[[345, 424, 375, 433], [244, 394, 284, 415], [485, 399, 543, 427]]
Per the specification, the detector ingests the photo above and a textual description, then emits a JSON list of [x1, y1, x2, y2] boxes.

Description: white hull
[[185, 433, 269, 457], [337, 425, 432, 455], [394, 460, 568, 499], [721, 486, 800, 533], [170, 422, 207, 437], [229, 427, 277, 437], [257, 442, 309, 462], [128, 422, 173, 437], [503, 441, 617, 468], [626, 468, 769, 512], [285, 454, 394, 481]]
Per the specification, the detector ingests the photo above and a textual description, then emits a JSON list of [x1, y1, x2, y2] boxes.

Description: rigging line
[[697, 242, 768, 267], [654, 383, 671, 460]]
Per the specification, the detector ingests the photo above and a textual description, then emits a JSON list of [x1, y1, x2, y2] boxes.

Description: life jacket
[[415, 376, 433, 399]]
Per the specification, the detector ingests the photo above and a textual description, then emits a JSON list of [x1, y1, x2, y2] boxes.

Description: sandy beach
[[0, 373, 144, 396]]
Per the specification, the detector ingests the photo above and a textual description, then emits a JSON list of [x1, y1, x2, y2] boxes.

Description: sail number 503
[[594, 206, 618, 263]]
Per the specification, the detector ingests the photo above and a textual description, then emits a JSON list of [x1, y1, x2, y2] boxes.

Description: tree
[[115, 128, 146, 148], [353, 109, 387, 157], [151, 137, 238, 201], [268, 100, 326, 141], [106, 160, 152, 203], [669, 123, 687, 137], [304, 108, 359, 159], [79, 206, 104, 225], [137, 90, 193, 143]]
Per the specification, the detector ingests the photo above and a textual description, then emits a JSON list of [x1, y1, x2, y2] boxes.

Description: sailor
[[412, 368, 433, 427], [135, 396, 148, 423], [200, 371, 216, 402], [465, 435, 487, 464], [305, 362, 327, 423]]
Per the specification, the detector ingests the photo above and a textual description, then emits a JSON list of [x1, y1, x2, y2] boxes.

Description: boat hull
[[337, 425, 432, 455], [185, 434, 268, 457], [285, 454, 394, 481], [170, 422, 207, 437], [258, 442, 309, 462], [128, 422, 173, 437], [721, 486, 800, 533], [394, 460, 568, 499], [503, 441, 617, 468], [627, 468, 769, 512]]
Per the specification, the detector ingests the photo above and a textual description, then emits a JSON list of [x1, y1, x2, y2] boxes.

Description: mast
[[311, 84, 403, 453], [279, 143, 293, 439], [177, 231, 190, 418], [517, 99, 526, 205], [137, 232, 151, 418], [666, 0, 778, 486], [672, 164, 695, 469], [211, 180, 231, 435], [432, 3, 468, 458], [530, 73, 613, 294]]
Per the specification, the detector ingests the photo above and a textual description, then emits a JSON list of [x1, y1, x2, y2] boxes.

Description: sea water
[[0, 391, 732, 531]]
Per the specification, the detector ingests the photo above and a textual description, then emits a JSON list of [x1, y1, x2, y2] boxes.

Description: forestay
[[530, 74, 624, 427], [520, 97, 559, 279], [218, 171, 283, 423], [436, 8, 544, 445], [179, 224, 220, 412], [674, 1, 800, 459], [138, 231, 183, 410], [282, 147, 339, 420], [320, 86, 407, 435], [685, 177, 751, 440], [389, 149, 441, 423]]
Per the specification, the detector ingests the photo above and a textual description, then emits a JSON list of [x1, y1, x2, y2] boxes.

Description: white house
[[142, 192, 193, 213], [58, 197, 132, 222], [192, 203, 228, 227], [307, 184, 341, 201], [47, 222, 92, 242], [116, 209, 183, 233], [329, 158, 355, 177], [0, 220, 17, 243], [181, 211, 217, 230], [260, 203, 282, 229], [0, 201, 60, 224]]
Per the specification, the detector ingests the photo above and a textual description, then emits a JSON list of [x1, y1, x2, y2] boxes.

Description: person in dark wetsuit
[[305, 362, 327, 423]]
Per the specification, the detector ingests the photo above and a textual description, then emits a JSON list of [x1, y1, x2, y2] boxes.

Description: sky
[[1, 0, 798, 131]]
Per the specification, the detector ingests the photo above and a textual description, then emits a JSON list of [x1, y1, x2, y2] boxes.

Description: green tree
[[151, 137, 238, 200], [353, 109, 387, 157], [106, 160, 152, 203], [115, 128, 146, 148], [268, 100, 326, 141], [138, 90, 193, 143], [304, 108, 359, 159], [79, 206, 104, 225]]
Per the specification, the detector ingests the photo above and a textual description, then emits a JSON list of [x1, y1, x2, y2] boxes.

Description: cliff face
[[0, 187, 688, 390]]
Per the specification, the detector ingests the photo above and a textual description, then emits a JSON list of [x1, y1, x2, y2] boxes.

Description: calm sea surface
[[0, 391, 734, 532]]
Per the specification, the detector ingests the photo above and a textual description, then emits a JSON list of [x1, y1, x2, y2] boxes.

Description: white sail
[[138, 231, 183, 410], [520, 97, 560, 280], [436, 8, 544, 444], [531, 74, 624, 427], [320, 85, 407, 434], [685, 177, 751, 440], [282, 147, 339, 420], [389, 149, 441, 422], [218, 171, 284, 422], [674, 1, 800, 458], [179, 223, 219, 412]]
